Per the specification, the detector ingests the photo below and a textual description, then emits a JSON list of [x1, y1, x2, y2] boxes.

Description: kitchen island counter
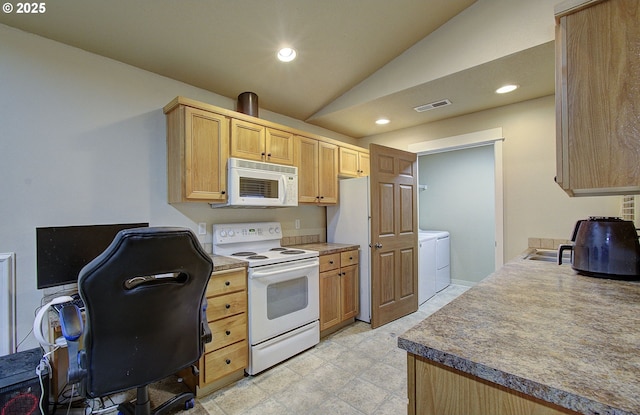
[[398, 252, 640, 415]]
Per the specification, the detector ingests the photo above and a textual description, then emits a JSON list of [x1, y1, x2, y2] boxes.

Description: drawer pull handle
[[349, 256, 353, 260], [225, 359, 231, 365], [225, 281, 231, 286], [225, 304, 231, 309], [329, 260, 334, 264], [226, 330, 231, 336]]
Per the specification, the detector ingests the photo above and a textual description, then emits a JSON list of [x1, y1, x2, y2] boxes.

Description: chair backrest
[[76, 227, 213, 397]]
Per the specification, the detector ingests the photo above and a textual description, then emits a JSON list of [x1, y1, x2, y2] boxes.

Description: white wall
[[0, 25, 348, 351], [361, 95, 622, 264], [419, 145, 496, 284]]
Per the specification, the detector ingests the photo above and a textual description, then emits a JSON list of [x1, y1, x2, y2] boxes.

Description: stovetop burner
[[232, 251, 257, 257], [281, 250, 305, 255], [270, 248, 286, 251], [247, 255, 268, 260]]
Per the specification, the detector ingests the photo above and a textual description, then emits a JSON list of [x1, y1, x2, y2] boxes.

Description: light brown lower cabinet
[[406, 354, 579, 415], [319, 250, 359, 335], [180, 267, 248, 397]]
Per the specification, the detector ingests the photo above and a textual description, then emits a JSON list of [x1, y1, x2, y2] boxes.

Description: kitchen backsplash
[[528, 237, 570, 250], [282, 234, 322, 246]]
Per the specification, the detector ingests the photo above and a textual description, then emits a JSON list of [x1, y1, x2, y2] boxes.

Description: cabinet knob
[[261, 152, 266, 156], [349, 256, 353, 260], [225, 304, 231, 309], [225, 359, 231, 365], [267, 153, 272, 157], [221, 190, 226, 195], [329, 260, 334, 264], [226, 330, 231, 336], [225, 281, 231, 286]]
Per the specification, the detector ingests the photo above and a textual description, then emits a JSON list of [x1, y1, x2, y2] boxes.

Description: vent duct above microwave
[[413, 99, 452, 112]]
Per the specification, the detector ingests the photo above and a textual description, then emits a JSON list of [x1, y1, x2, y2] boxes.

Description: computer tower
[[0, 348, 49, 415]]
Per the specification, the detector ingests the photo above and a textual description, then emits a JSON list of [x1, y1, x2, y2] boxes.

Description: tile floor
[[198, 284, 470, 415]]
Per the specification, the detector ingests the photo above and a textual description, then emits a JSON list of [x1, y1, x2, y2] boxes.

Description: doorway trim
[[408, 128, 504, 269]]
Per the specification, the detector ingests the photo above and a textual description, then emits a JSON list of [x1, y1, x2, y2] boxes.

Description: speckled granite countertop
[[210, 254, 247, 272], [293, 242, 360, 255], [398, 251, 640, 415]]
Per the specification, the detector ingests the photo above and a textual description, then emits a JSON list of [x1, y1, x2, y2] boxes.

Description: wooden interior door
[[369, 144, 418, 329]]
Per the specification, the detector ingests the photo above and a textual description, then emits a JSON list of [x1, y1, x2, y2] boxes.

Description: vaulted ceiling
[[0, 0, 556, 138]]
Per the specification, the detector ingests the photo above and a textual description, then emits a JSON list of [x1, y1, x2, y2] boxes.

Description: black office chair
[[59, 227, 213, 415]]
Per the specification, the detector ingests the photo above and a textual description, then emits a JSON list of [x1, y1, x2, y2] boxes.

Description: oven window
[[239, 177, 279, 198], [266, 276, 308, 320]]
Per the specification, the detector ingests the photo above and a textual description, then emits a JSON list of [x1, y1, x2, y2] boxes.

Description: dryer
[[418, 231, 437, 305], [419, 230, 450, 292]]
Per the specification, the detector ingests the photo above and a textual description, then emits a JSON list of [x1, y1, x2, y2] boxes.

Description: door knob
[[374, 242, 382, 249]]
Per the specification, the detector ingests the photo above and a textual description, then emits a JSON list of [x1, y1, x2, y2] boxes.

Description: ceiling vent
[[413, 99, 452, 112]]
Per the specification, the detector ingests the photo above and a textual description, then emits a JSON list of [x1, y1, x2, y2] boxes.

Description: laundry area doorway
[[410, 128, 504, 285]]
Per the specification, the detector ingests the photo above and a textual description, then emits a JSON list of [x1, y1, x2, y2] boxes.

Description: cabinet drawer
[[206, 313, 247, 353], [319, 253, 340, 272], [341, 250, 359, 267], [206, 269, 246, 297], [203, 340, 248, 383], [207, 291, 247, 321]]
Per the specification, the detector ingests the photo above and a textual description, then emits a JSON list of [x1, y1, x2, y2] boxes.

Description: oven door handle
[[250, 261, 318, 282]]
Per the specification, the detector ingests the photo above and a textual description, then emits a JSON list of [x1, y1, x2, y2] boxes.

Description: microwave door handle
[[279, 175, 287, 204]]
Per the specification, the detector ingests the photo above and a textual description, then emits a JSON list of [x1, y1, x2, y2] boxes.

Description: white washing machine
[[419, 230, 450, 292], [418, 231, 437, 305]]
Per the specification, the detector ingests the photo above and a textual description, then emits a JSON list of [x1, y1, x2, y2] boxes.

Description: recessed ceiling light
[[277, 47, 297, 62], [375, 118, 390, 125], [496, 84, 519, 94]]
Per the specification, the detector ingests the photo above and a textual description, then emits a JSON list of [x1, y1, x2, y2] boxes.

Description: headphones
[[33, 296, 74, 348]]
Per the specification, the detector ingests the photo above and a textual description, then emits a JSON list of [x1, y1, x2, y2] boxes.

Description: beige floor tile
[[195, 284, 468, 415], [337, 378, 389, 414]]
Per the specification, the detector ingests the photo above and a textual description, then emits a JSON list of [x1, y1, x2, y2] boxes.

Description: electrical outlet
[[295, 219, 300, 229], [198, 223, 207, 235]]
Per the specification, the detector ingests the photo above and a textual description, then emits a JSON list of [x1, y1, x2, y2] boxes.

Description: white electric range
[[212, 222, 319, 375]]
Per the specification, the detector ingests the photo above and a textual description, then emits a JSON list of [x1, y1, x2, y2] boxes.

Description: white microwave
[[216, 158, 298, 208]]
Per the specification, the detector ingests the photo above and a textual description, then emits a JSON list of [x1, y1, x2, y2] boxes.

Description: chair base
[[117, 385, 196, 415]]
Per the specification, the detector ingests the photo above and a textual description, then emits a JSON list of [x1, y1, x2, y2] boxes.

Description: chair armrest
[[201, 299, 212, 344], [59, 304, 87, 384]]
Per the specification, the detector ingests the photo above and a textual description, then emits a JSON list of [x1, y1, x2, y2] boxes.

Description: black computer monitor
[[36, 222, 148, 289]]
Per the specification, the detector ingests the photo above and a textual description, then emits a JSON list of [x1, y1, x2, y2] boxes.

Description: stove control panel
[[213, 222, 282, 245]]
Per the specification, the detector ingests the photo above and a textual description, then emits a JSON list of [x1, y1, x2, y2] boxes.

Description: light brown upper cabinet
[[339, 147, 370, 178], [165, 104, 229, 203], [230, 119, 294, 166], [295, 136, 339, 205], [555, 0, 640, 196]]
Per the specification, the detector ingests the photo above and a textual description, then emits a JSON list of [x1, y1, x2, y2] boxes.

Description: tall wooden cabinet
[[319, 250, 359, 334], [295, 136, 339, 205], [555, 0, 640, 196], [165, 104, 229, 203]]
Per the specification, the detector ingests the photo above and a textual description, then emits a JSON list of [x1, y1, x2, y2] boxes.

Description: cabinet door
[[341, 264, 359, 320], [358, 152, 370, 177], [339, 147, 360, 177], [266, 128, 294, 165], [320, 269, 341, 330], [556, 0, 640, 195], [230, 119, 266, 162], [181, 107, 229, 202], [295, 136, 320, 203], [318, 141, 339, 204]]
